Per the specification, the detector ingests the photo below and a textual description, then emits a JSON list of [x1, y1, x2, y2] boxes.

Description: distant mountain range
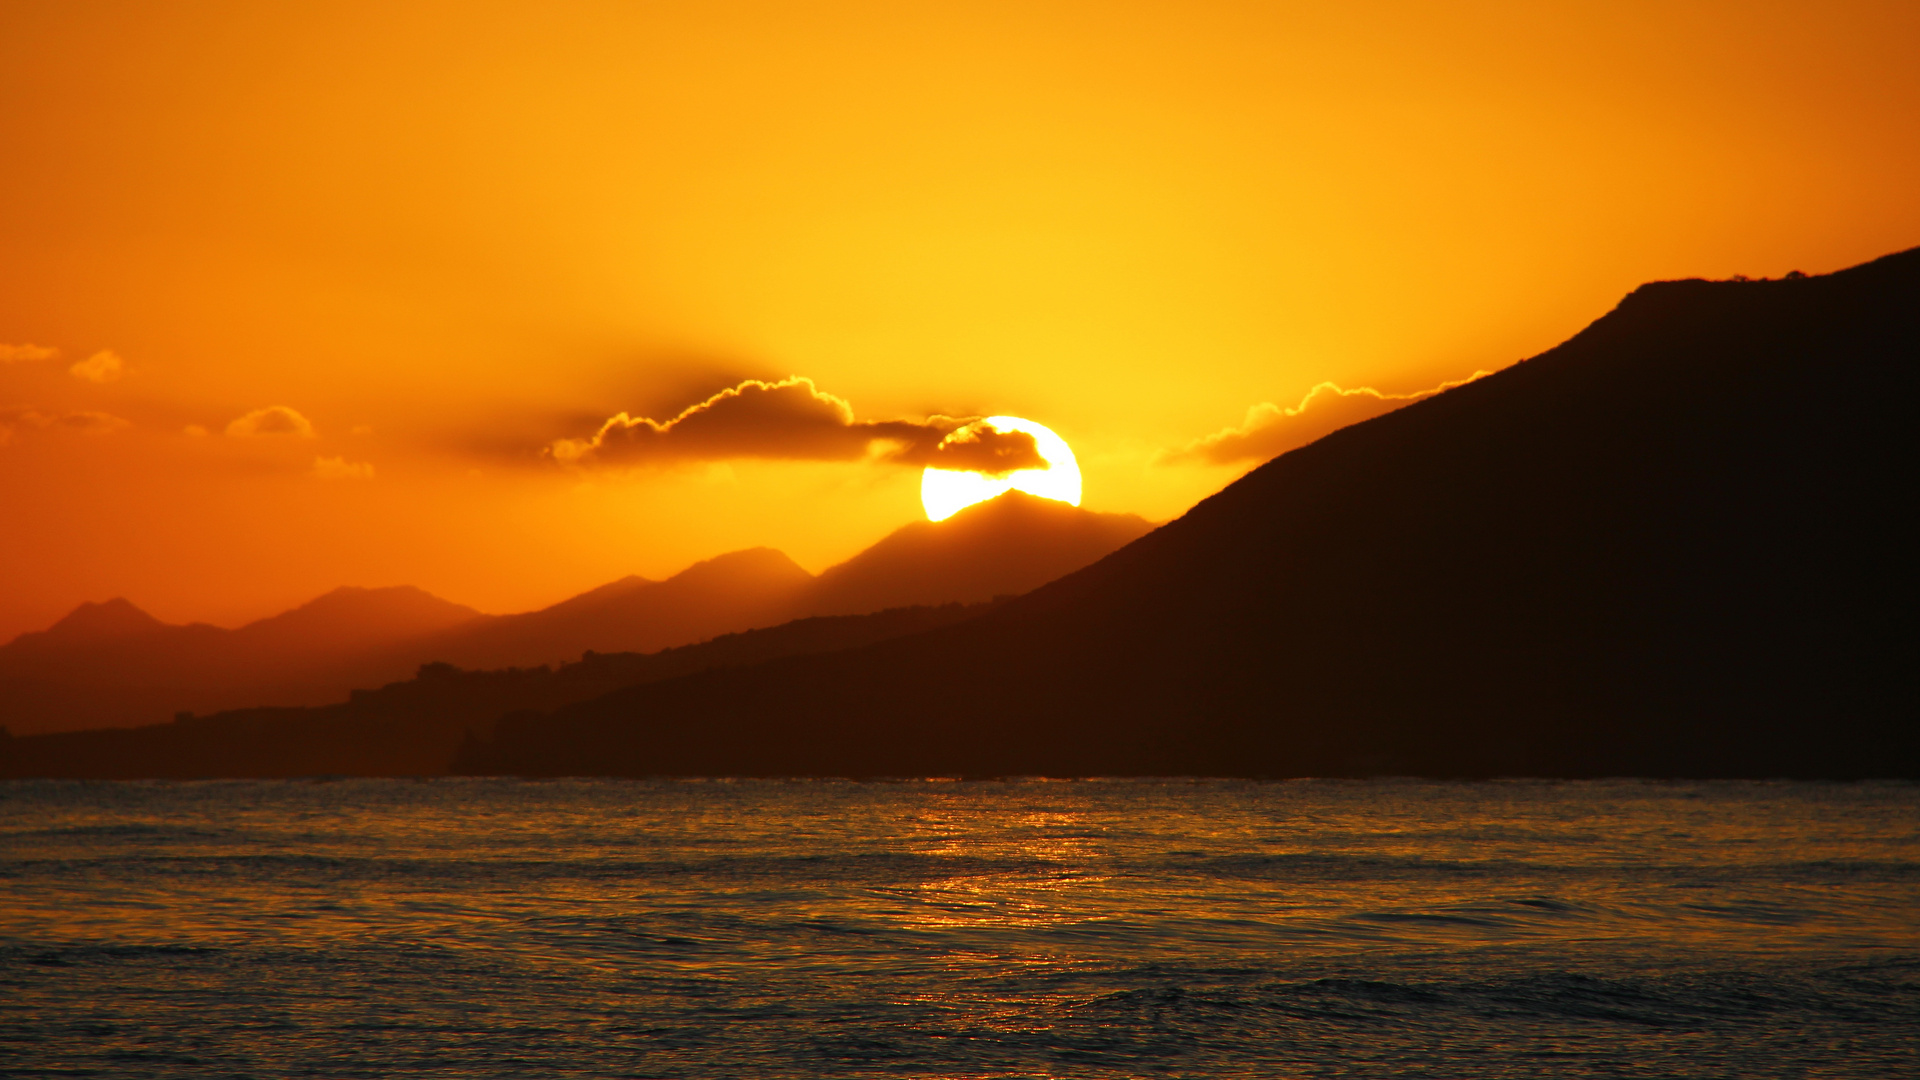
[[0, 602, 1000, 779], [0, 588, 483, 735], [411, 490, 1152, 669], [450, 247, 1918, 779], [0, 493, 1152, 734]]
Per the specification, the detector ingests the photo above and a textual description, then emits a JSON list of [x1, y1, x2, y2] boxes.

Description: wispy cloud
[[312, 455, 374, 481], [0, 343, 59, 364], [55, 410, 132, 434], [68, 350, 125, 383], [0, 406, 52, 445], [1160, 371, 1491, 466], [1, 405, 131, 444], [552, 376, 1044, 475], [226, 406, 316, 438]]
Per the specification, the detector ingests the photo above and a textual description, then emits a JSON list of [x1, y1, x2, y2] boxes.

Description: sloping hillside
[[461, 250, 1919, 779]]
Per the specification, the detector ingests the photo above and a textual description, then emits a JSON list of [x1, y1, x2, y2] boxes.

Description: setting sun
[[920, 417, 1082, 522], [3, 5, 1917, 1075]]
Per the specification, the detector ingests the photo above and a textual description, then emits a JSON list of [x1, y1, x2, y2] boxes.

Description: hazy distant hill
[[409, 548, 816, 671], [365, 500, 1150, 675], [0, 603, 999, 778], [15, 598, 173, 646], [459, 248, 1919, 780], [0, 587, 483, 734], [0, 495, 1150, 735]]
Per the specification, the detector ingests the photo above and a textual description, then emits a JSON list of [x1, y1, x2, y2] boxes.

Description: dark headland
[[458, 248, 1918, 779]]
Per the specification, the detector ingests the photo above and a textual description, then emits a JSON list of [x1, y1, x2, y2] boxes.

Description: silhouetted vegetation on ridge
[[0, 603, 998, 778], [456, 248, 1920, 779]]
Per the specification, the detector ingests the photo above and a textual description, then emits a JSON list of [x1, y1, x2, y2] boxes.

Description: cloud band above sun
[[550, 376, 1046, 475]]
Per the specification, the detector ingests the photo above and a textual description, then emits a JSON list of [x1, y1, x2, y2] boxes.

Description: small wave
[[2, 822, 226, 841]]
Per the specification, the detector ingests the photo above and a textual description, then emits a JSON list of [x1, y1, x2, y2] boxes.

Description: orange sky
[[3, 0, 1917, 640]]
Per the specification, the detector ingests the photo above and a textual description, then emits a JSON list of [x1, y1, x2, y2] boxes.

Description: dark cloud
[[905, 422, 1046, 476], [1, 406, 131, 444], [54, 410, 132, 434], [0, 405, 54, 428], [1159, 372, 1490, 466], [551, 377, 1044, 475]]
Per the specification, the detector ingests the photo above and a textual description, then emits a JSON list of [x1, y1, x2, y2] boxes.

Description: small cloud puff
[[552, 376, 1043, 474], [312, 456, 374, 481], [226, 406, 316, 438], [0, 405, 53, 427], [1160, 371, 1492, 466], [69, 350, 125, 384], [0, 406, 49, 445], [0, 343, 59, 363]]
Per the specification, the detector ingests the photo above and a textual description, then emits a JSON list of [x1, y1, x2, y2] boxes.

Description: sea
[[2, 778, 1916, 1078]]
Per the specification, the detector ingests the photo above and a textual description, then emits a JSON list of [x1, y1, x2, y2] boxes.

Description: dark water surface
[[3, 779, 1916, 1078]]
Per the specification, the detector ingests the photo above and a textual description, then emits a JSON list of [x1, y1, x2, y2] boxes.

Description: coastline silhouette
[[6, 249, 1915, 779], [0, 495, 1151, 735]]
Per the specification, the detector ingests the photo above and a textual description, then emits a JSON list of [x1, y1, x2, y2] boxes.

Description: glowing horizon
[[2, 2, 1916, 638]]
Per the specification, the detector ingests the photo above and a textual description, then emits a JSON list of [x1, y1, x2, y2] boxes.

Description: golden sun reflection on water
[[892, 810, 1107, 927], [868, 806, 1135, 1034]]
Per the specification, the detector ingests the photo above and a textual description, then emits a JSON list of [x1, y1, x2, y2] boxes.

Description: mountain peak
[[232, 585, 485, 648], [37, 598, 169, 644], [805, 491, 1155, 616], [279, 584, 480, 620], [941, 488, 1146, 528], [668, 547, 814, 587]]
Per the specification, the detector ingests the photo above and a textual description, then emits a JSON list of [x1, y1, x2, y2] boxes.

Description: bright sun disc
[[921, 416, 1081, 521]]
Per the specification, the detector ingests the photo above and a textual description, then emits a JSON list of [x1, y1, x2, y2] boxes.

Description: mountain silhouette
[[0, 496, 1147, 735], [0, 602, 999, 778], [29, 598, 172, 644], [402, 499, 1151, 671], [0, 587, 483, 734], [224, 585, 487, 655], [410, 548, 816, 671], [805, 491, 1153, 616], [457, 248, 1919, 779]]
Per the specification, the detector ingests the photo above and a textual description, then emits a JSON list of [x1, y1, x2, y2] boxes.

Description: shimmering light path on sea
[[3, 779, 1917, 1077]]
